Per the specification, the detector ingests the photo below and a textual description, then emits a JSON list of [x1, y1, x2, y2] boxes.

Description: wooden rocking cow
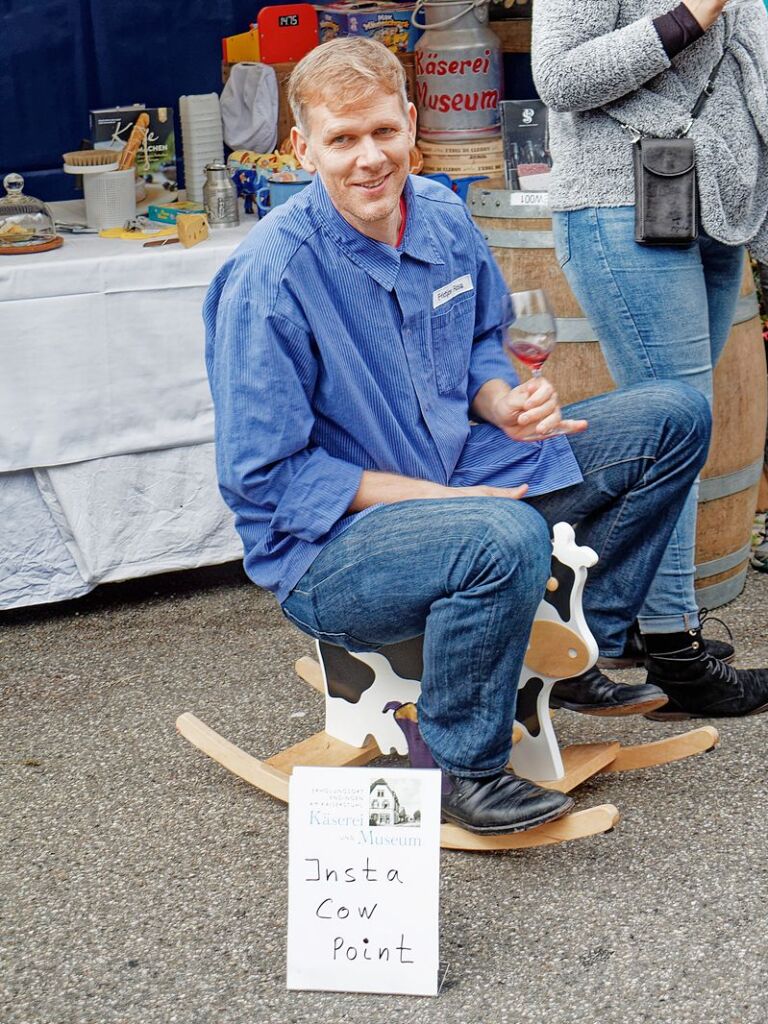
[[177, 523, 719, 852]]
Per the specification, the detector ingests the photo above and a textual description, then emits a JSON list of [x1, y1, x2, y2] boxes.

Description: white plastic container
[[179, 94, 226, 202], [82, 169, 137, 229]]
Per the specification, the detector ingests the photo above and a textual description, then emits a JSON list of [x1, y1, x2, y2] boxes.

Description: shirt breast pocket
[[429, 295, 474, 395]]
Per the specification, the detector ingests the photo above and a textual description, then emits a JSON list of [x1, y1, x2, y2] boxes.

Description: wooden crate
[[491, 18, 532, 53]]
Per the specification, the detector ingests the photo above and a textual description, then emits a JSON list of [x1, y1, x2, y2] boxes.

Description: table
[[0, 198, 253, 609]]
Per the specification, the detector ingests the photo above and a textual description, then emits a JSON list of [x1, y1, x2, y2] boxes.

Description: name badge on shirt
[[432, 275, 474, 310]]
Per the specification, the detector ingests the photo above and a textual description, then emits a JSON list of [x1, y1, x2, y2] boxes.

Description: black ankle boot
[[550, 666, 668, 716], [644, 628, 768, 720], [598, 616, 735, 669], [386, 702, 573, 833], [440, 770, 574, 835]]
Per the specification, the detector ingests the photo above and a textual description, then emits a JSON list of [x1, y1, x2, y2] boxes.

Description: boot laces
[[698, 607, 734, 646], [702, 649, 737, 685]]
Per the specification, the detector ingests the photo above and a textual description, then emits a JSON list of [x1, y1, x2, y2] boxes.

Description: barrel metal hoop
[[694, 567, 748, 609], [554, 293, 759, 344], [470, 188, 552, 219], [733, 291, 760, 325], [699, 458, 763, 503], [694, 542, 751, 580], [482, 228, 554, 249], [553, 318, 598, 343]]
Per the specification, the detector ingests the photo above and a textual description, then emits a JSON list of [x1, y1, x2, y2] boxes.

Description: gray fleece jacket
[[532, 0, 768, 257]]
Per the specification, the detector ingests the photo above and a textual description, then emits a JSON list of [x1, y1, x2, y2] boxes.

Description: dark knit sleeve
[[653, 3, 705, 58]]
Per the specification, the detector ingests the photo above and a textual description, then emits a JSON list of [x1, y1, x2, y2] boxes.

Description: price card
[[509, 191, 550, 208], [287, 766, 441, 996]]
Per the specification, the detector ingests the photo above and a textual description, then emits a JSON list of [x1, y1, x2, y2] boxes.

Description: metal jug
[[413, 0, 503, 142], [202, 163, 240, 228]]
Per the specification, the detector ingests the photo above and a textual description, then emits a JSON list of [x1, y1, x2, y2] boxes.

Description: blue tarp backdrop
[[0, 1, 275, 200], [1, 1, 536, 202]]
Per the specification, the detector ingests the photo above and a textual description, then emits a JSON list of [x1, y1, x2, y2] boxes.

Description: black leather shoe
[[597, 617, 735, 669], [441, 770, 574, 835], [550, 666, 668, 717], [644, 628, 768, 720]]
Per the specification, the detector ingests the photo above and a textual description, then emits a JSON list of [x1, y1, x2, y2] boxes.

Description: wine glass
[[501, 288, 563, 439], [502, 288, 557, 378]]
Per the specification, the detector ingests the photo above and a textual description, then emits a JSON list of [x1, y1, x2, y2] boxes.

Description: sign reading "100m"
[[415, 47, 503, 139]]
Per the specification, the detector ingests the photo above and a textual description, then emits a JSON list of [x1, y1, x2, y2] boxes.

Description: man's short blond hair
[[288, 37, 409, 135]]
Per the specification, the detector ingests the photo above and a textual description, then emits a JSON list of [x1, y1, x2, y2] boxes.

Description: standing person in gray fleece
[[532, 0, 768, 719]]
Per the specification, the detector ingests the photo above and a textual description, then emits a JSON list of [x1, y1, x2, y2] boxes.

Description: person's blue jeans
[[283, 381, 711, 777], [553, 206, 745, 632]]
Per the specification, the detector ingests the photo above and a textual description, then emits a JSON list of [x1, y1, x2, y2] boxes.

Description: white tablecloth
[[0, 199, 253, 609]]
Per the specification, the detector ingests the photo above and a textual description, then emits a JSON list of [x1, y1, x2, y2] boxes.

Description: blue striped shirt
[[203, 173, 582, 602]]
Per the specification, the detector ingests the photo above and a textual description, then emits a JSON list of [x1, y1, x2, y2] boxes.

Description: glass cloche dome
[[0, 173, 62, 253]]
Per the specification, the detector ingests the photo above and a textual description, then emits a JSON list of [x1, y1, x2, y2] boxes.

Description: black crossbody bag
[[628, 47, 728, 246]]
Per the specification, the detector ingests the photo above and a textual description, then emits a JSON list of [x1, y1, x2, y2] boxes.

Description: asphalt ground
[[2, 562, 767, 1024]]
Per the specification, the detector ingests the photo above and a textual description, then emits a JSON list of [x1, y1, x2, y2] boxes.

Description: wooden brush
[[62, 150, 120, 173]]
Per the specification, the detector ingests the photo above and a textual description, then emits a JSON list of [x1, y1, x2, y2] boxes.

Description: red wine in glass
[[502, 289, 557, 378], [502, 288, 563, 439], [507, 337, 554, 374]]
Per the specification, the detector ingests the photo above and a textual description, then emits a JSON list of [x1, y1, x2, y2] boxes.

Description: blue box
[[315, 2, 418, 52]]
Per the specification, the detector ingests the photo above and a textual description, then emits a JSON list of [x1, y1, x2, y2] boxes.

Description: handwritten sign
[[287, 766, 441, 996]]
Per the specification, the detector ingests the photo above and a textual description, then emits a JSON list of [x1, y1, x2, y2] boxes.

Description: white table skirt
[[1, 445, 242, 609], [0, 198, 251, 609]]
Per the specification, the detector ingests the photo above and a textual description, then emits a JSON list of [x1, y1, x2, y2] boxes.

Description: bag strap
[[679, 46, 729, 135], [617, 27, 732, 142]]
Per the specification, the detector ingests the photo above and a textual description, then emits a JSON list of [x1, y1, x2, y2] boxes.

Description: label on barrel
[[509, 191, 549, 207]]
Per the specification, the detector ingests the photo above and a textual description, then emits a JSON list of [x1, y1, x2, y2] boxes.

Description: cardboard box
[[147, 200, 206, 225], [89, 105, 177, 188], [221, 28, 261, 63], [315, 2, 418, 52], [499, 99, 551, 192], [315, 3, 347, 42]]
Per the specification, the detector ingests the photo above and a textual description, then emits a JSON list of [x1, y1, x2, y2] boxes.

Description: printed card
[[287, 766, 441, 996]]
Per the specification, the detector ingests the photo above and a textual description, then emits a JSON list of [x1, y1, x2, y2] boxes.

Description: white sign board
[[509, 190, 550, 207], [287, 766, 441, 996]]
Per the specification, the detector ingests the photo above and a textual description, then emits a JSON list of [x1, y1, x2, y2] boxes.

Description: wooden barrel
[[469, 179, 768, 609]]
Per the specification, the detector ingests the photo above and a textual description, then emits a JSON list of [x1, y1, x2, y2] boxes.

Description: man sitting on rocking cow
[[204, 38, 768, 837]]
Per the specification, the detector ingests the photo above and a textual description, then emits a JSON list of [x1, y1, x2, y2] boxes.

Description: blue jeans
[[283, 381, 711, 777], [553, 206, 745, 631]]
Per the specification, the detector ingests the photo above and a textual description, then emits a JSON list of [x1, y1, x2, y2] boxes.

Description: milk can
[[412, 0, 503, 142], [202, 162, 240, 228]]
